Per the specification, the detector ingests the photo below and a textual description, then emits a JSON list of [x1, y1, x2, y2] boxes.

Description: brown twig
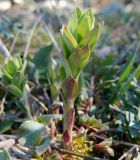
[[30, 94, 48, 113], [51, 145, 108, 160], [113, 140, 139, 148], [0, 38, 10, 58], [0, 93, 7, 114], [118, 145, 138, 160], [97, 128, 125, 134], [89, 132, 140, 148], [10, 32, 19, 54]]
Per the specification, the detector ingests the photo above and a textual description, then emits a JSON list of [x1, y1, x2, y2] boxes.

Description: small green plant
[[1, 56, 32, 117], [2, 56, 26, 98], [60, 7, 103, 149]]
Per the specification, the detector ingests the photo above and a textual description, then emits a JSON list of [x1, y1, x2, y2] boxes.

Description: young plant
[[2, 56, 26, 98], [60, 7, 103, 149], [2, 56, 32, 118]]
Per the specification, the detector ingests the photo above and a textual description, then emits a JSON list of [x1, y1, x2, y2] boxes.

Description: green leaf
[[77, 14, 90, 40], [7, 84, 23, 98], [119, 52, 136, 84], [68, 45, 90, 78], [2, 70, 12, 84], [50, 84, 58, 101], [61, 25, 78, 54], [36, 136, 51, 156], [48, 58, 58, 83], [37, 114, 62, 124], [86, 8, 95, 29], [0, 54, 4, 69], [19, 120, 45, 146], [12, 72, 26, 91], [4, 59, 17, 76], [129, 127, 139, 138], [60, 65, 66, 81], [79, 114, 102, 129], [68, 9, 78, 39], [2, 57, 23, 85], [79, 22, 103, 50], [90, 22, 103, 50], [60, 35, 71, 59], [61, 53, 72, 77], [129, 122, 140, 138], [125, 65, 140, 88], [13, 57, 22, 70], [33, 44, 53, 72], [0, 121, 13, 133], [0, 148, 12, 160], [111, 46, 139, 103], [76, 7, 83, 21]]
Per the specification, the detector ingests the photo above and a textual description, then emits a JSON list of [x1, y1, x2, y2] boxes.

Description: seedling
[[2, 56, 26, 98], [60, 7, 103, 149]]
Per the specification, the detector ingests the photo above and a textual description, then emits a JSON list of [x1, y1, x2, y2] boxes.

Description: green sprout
[[2, 56, 26, 98], [60, 7, 103, 149]]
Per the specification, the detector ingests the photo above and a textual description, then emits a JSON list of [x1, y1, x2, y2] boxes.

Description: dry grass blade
[[22, 13, 44, 73], [0, 139, 15, 149], [0, 38, 10, 58], [51, 146, 108, 160]]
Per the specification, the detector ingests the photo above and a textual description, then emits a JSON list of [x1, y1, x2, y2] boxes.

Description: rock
[[0, 0, 11, 12]]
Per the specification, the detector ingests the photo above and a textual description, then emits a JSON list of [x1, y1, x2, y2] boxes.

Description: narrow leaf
[[125, 65, 140, 88], [0, 121, 13, 133], [61, 25, 78, 53], [119, 51, 136, 83], [68, 9, 78, 38], [0, 148, 12, 160], [77, 15, 90, 39], [7, 84, 23, 98], [60, 35, 71, 59], [76, 7, 83, 21], [86, 8, 95, 29]]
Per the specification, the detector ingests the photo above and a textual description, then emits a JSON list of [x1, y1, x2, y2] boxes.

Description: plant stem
[[62, 76, 78, 149], [63, 99, 75, 149]]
